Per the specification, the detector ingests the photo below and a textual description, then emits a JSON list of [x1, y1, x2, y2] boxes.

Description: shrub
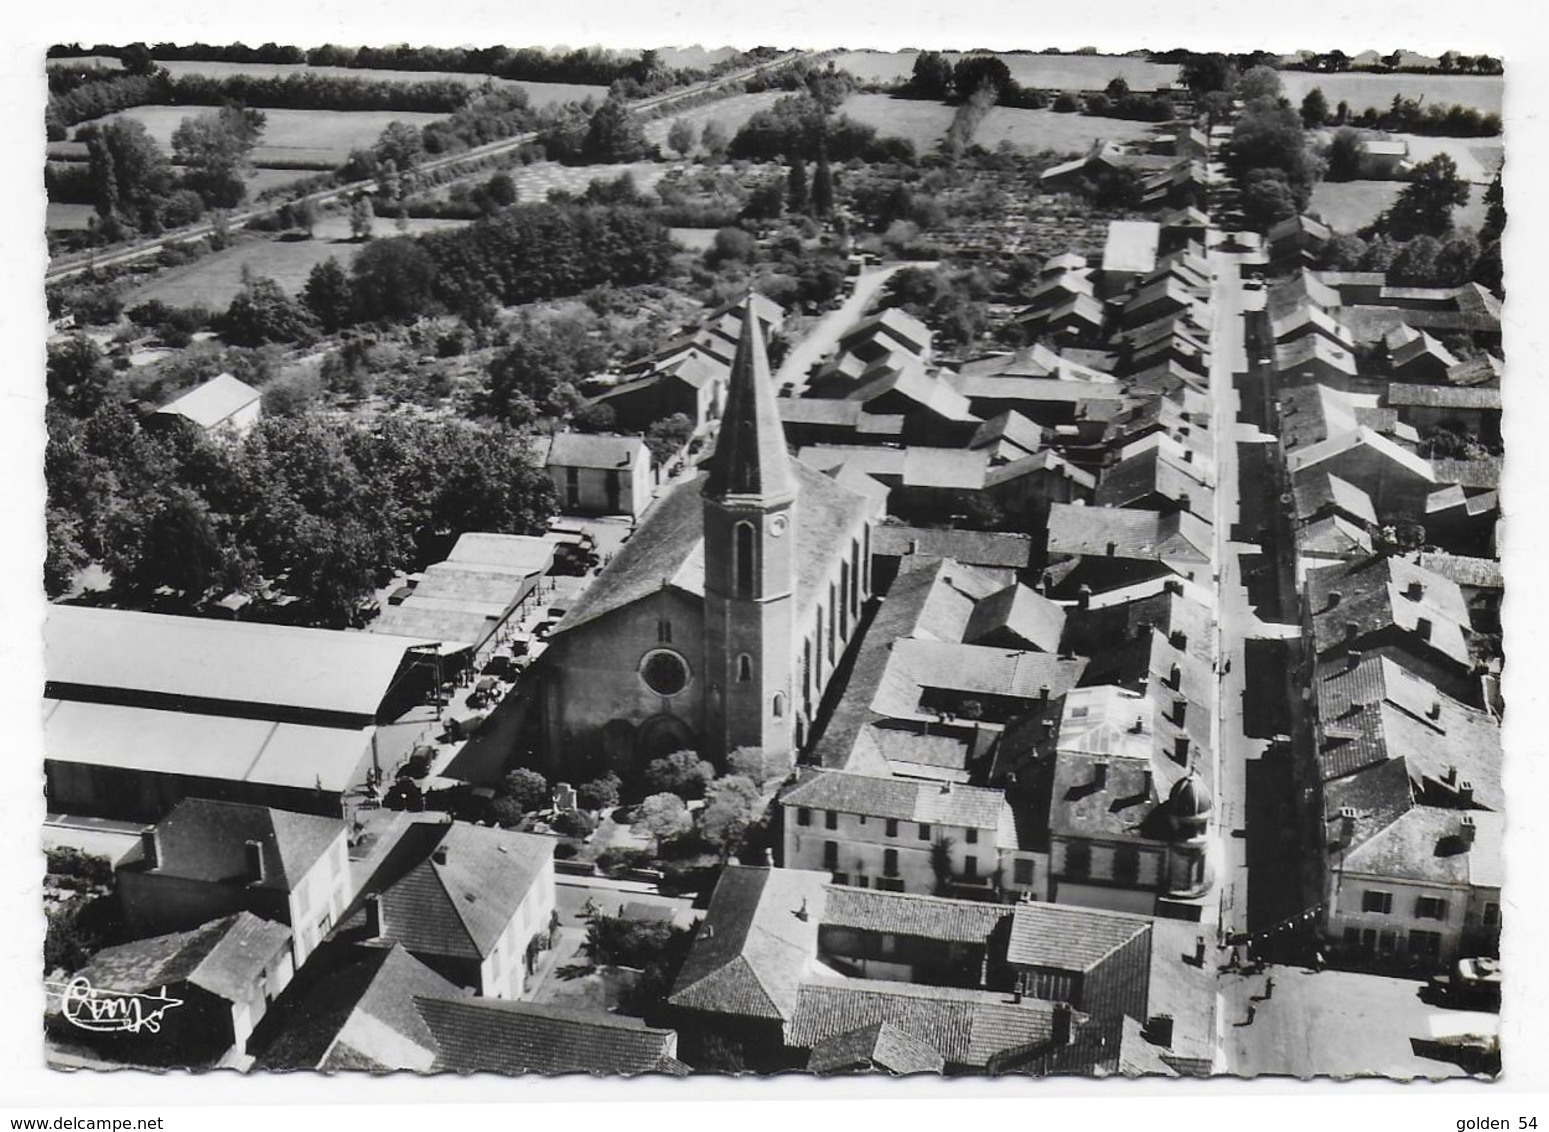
[[552, 810, 597, 838]]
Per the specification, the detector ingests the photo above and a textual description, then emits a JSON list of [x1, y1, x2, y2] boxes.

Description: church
[[535, 300, 883, 778]]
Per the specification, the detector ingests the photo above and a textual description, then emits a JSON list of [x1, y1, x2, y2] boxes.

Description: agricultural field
[[976, 106, 1159, 153], [643, 90, 786, 153], [1308, 179, 1488, 234], [46, 203, 97, 231], [836, 93, 958, 152], [832, 50, 1180, 91], [418, 159, 675, 207], [1279, 71, 1503, 116], [123, 214, 472, 309], [52, 106, 449, 168], [669, 227, 718, 252], [1307, 128, 1503, 184]]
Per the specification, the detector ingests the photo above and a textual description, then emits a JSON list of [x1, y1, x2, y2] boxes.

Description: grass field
[[46, 203, 97, 231], [669, 227, 717, 252], [58, 106, 449, 167], [1309, 179, 1488, 234], [642, 90, 786, 152], [832, 50, 1179, 91], [1394, 134, 1504, 183], [1279, 71, 1503, 116], [837, 93, 959, 152], [124, 215, 471, 308], [976, 106, 1158, 153]]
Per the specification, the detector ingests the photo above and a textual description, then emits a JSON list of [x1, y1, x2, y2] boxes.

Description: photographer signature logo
[[46, 976, 183, 1035]]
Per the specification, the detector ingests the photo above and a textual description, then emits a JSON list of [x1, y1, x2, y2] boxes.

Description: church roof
[[703, 303, 796, 503]]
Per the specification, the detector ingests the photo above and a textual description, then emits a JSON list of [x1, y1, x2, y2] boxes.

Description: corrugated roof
[[1005, 902, 1150, 972], [416, 997, 686, 1076], [446, 533, 556, 575], [156, 373, 261, 430], [43, 698, 372, 794], [1102, 221, 1161, 276], [45, 606, 431, 720]]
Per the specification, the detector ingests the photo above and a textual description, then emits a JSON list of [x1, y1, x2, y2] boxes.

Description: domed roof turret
[[1168, 770, 1213, 819]]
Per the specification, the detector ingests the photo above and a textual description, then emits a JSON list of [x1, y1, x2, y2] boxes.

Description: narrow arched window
[[735, 522, 756, 598], [658, 618, 672, 644], [737, 654, 753, 682], [773, 692, 786, 719]]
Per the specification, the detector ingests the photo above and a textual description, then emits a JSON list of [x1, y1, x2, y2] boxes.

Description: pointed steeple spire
[[703, 297, 796, 503]]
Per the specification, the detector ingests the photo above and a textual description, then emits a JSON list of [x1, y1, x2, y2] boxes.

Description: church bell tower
[[701, 300, 798, 765]]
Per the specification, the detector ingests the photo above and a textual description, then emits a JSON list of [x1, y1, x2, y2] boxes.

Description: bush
[[1052, 91, 1080, 113], [503, 767, 551, 812], [596, 846, 656, 876], [644, 750, 715, 799], [44, 847, 113, 885], [577, 773, 622, 811], [552, 809, 597, 838]]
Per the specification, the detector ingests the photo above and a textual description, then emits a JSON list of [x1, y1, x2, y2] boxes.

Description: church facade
[[535, 302, 883, 778]]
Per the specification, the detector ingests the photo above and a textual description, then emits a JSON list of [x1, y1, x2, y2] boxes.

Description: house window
[[965, 828, 978, 845], [735, 522, 756, 598], [1013, 859, 1035, 887], [1484, 902, 1501, 927], [1113, 846, 1140, 885], [828, 583, 838, 660], [885, 818, 899, 838], [884, 849, 899, 877], [773, 692, 785, 719], [317, 911, 333, 937], [825, 810, 838, 831], [797, 807, 811, 827], [1065, 842, 1091, 878], [1408, 929, 1443, 963], [964, 856, 978, 879], [565, 466, 580, 507], [822, 841, 838, 871], [851, 539, 862, 614], [1362, 890, 1394, 915], [1415, 896, 1449, 921], [880, 933, 897, 956], [918, 823, 932, 842], [839, 562, 851, 638], [737, 654, 753, 682]]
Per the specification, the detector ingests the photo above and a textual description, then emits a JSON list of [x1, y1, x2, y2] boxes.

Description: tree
[[644, 751, 715, 800], [787, 156, 810, 214], [1435, 231, 1481, 285], [929, 836, 956, 896], [349, 195, 376, 240], [1325, 128, 1366, 182], [583, 97, 649, 163], [1180, 53, 1236, 96], [490, 797, 524, 828], [46, 335, 116, 417], [1105, 76, 1132, 102], [1389, 234, 1443, 286], [86, 130, 119, 220], [1360, 232, 1401, 273], [1300, 87, 1330, 128], [811, 151, 834, 218], [635, 792, 692, 844], [221, 275, 315, 346], [742, 179, 784, 222], [709, 226, 756, 265], [1318, 232, 1369, 271], [728, 746, 790, 786], [84, 118, 174, 230], [374, 120, 425, 175], [1235, 65, 1283, 101], [483, 315, 608, 423], [645, 413, 694, 464], [1227, 99, 1315, 197], [700, 119, 730, 161], [570, 401, 617, 433], [351, 236, 439, 322], [1241, 169, 1300, 230], [951, 55, 1013, 100], [667, 117, 696, 158], [577, 773, 622, 812], [910, 51, 954, 100], [293, 197, 319, 237], [172, 105, 266, 209], [486, 171, 518, 207], [699, 775, 762, 858], [302, 258, 356, 333], [503, 767, 551, 812], [1383, 153, 1470, 240]]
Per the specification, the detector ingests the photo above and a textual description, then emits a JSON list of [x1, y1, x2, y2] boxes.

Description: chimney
[[364, 893, 384, 938], [1459, 814, 1476, 846], [1415, 617, 1432, 641], [432, 844, 449, 866], [1093, 761, 1109, 789], [1143, 768, 1155, 797], [1338, 806, 1357, 846], [1182, 449, 1195, 464], [1131, 715, 1146, 734], [1173, 736, 1189, 763], [1134, 620, 1152, 641], [1193, 937, 1206, 967], [1459, 781, 1475, 807], [1172, 696, 1188, 726], [1169, 629, 1187, 650], [244, 839, 266, 884], [1052, 1002, 1074, 1047], [1427, 700, 1442, 721], [1146, 1014, 1175, 1048], [796, 897, 810, 922], [1078, 584, 1092, 610], [1326, 591, 1342, 610], [908, 539, 919, 555], [1165, 579, 1183, 596], [1039, 683, 1051, 705], [1043, 719, 1057, 737], [1168, 663, 1181, 689], [1105, 541, 1117, 557], [1177, 492, 1191, 514], [1444, 765, 1458, 786], [1405, 579, 1423, 601], [940, 780, 953, 794], [1344, 621, 1359, 641], [139, 828, 159, 870], [1346, 649, 1362, 671]]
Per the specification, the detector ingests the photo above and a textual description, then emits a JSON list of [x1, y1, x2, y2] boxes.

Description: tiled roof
[[1045, 504, 1211, 564], [781, 769, 1009, 832], [1390, 328, 1460, 372], [1414, 552, 1502, 590], [871, 525, 1034, 569], [984, 450, 1097, 492], [964, 583, 1067, 652], [1445, 354, 1503, 387], [415, 997, 687, 1076], [821, 886, 1010, 944], [1430, 456, 1502, 491], [147, 799, 343, 891], [704, 305, 796, 502], [1288, 426, 1435, 482], [1323, 757, 1416, 855], [1005, 902, 1150, 972], [76, 912, 290, 1005], [949, 374, 1126, 405], [970, 411, 1046, 456], [1095, 445, 1213, 518], [787, 979, 1067, 1067], [1273, 335, 1357, 377], [874, 639, 1087, 719], [1297, 515, 1372, 558], [543, 432, 646, 470], [1292, 472, 1377, 526], [1270, 305, 1355, 348], [808, 1021, 946, 1075], [1305, 555, 1472, 666], [553, 461, 874, 636], [1387, 384, 1500, 411], [850, 359, 979, 422], [1341, 806, 1502, 889], [668, 866, 829, 1021]]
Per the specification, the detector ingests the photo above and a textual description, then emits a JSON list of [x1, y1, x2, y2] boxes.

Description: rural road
[[775, 260, 935, 392], [46, 50, 825, 285]]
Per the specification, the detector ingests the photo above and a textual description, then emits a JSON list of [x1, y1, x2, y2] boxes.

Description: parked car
[[1428, 956, 1502, 1011]]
